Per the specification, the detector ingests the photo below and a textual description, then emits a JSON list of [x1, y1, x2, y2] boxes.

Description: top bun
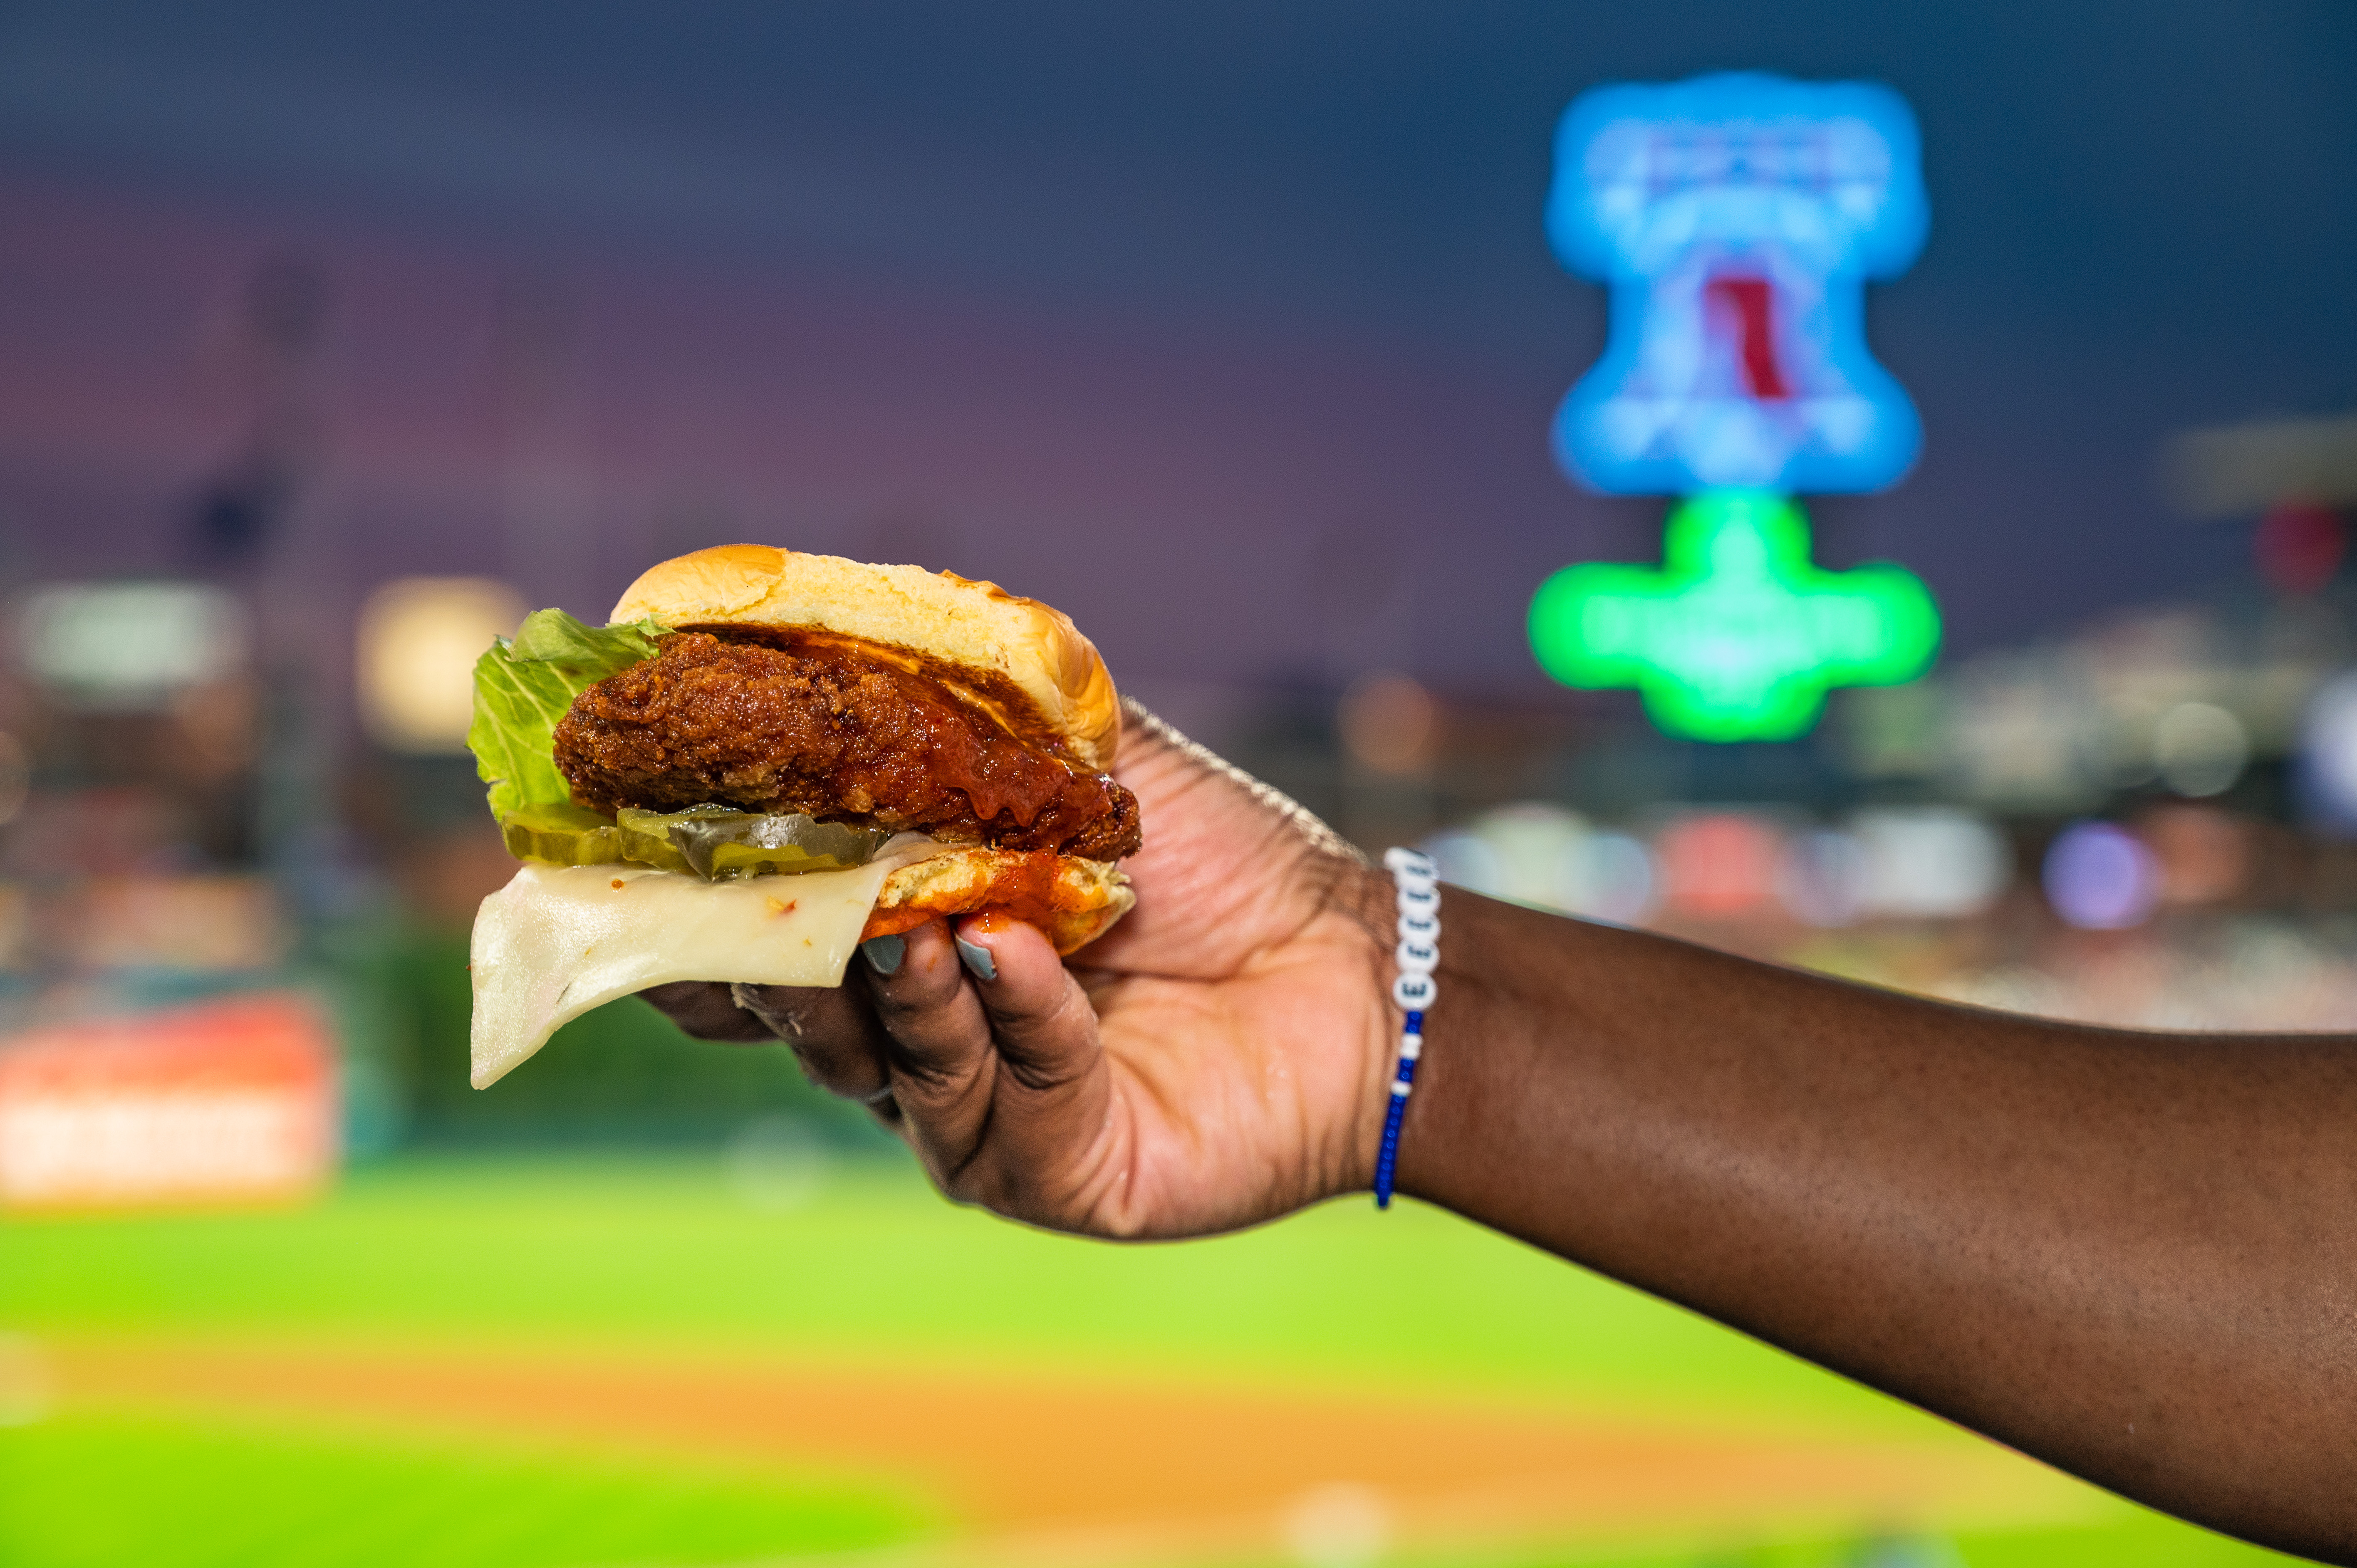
[[609, 545, 1121, 773]]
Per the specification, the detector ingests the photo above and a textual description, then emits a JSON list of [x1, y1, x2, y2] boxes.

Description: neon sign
[[1528, 491, 1937, 742], [1545, 72, 1927, 496], [1528, 72, 1941, 741]]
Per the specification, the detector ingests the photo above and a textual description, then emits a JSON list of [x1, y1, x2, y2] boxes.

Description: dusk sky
[[0, 0, 2350, 702]]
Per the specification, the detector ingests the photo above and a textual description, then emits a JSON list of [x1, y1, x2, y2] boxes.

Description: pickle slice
[[500, 801, 624, 866], [616, 806, 894, 880], [614, 806, 701, 874]]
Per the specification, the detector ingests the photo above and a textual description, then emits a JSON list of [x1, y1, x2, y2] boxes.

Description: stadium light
[[1527, 490, 1938, 741]]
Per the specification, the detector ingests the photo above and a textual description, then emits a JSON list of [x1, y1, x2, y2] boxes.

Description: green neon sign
[[1528, 490, 1939, 742]]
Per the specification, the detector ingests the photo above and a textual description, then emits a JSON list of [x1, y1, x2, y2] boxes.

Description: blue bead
[[1373, 1093, 1409, 1209], [1378, 1006, 1430, 1211]]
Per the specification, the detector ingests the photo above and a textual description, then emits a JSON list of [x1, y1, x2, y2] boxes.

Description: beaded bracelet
[[1374, 847, 1440, 1209]]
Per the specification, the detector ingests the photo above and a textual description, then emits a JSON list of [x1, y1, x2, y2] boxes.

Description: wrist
[[1385, 878, 1509, 1212]]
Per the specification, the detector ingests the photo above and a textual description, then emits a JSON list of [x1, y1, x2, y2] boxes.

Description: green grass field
[[0, 1151, 2312, 1568]]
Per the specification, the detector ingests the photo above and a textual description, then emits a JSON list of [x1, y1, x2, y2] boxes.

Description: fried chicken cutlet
[[552, 629, 1142, 862]]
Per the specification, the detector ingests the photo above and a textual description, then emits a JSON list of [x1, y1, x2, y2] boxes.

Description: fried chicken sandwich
[[465, 546, 1139, 1087]]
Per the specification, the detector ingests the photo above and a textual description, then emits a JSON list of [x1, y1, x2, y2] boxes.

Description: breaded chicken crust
[[552, 632, 1142, 861]]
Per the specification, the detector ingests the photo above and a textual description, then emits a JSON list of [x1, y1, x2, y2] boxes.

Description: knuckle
[[886, 1044, 980, 1098], [868, 987, 992, 1078], [988, 986, 1093, 1082]]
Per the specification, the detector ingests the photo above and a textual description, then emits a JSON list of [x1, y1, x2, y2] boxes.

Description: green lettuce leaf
[[467, 608, 668, 821]]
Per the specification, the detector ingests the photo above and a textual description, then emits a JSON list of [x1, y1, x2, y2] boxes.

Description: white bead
[[1399, 1033, 1423, 1060], [1387, 851, 1439, 1015]]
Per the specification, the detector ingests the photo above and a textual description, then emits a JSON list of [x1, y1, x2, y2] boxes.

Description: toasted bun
[[610, 545, 1121, 772], [861, 848, 1133, 956]]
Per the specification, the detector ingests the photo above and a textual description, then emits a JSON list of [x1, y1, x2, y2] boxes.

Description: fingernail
[[954, 935, 997, 982], [861, 935, 906, 976]]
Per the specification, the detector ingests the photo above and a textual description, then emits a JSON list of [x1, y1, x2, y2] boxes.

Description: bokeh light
[[1657, 812, 1784, 919], [2255, 501, 2347, 596], [356, 577, 526, 753], [1778, 828, 1868, 927], [16, 583, 249, 710], [0, 732, 28, 829], [1424, 804, 1657, 924], [1336, 671, 1436, 775], [1578, 832, 1659, 925], [2301, 670, 2357, 829], [2043, 821, 2160, 931], [1425, 803, 1585, 912], [2142, 804, 2251, 907], [2154, 701, 2248, 798], [1852, 808, 2010, 919]]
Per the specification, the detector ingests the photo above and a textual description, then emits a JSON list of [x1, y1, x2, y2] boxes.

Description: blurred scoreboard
[[0, 993, 337, 1212]]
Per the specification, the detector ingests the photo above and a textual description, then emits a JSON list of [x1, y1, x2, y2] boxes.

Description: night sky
[[0, 0, 2350, 702]]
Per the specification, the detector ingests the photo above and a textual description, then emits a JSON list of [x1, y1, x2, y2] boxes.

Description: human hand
[[644, 702, 1395, 1239]]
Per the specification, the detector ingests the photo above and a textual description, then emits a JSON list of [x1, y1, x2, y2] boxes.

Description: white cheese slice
[[468, 834, 947, 1089]]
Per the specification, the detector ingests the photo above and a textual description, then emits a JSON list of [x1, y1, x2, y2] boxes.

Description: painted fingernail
[[954, 935, 997, 982], [861, 935, 906, 976]]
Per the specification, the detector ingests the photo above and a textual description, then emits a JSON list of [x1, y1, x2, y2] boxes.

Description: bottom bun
[[863, 848, 1134, 955]]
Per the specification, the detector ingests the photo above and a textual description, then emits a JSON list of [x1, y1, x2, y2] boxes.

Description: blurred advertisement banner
[[0, 992, 336, 1211]]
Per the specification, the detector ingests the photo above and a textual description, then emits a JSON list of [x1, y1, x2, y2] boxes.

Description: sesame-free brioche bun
[[864, 847, 1134, 956], [610, 544, 1122, 772]]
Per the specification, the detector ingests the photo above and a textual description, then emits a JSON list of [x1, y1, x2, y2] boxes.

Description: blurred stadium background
[[0, 2, 2351, 1563]]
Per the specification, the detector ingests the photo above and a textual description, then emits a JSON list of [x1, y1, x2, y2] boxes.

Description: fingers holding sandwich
[[644, 976, 902, 1108], [740, 981, 900, 1108], [640, 982, 778, 1044], [651, 914, 1112, 1221], [860, 913, 1117, 1224]]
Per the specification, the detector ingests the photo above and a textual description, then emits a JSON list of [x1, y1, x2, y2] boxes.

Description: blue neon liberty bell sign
[[1528, 72, 1941, 739], [1547, 72, 1928, 495]]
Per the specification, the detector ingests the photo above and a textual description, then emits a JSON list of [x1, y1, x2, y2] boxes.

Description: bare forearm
[[1399, 889, 2357, 1562]]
